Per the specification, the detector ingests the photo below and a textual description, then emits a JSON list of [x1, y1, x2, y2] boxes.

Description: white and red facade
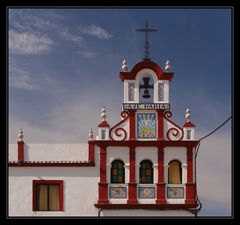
[[8, 58, 199, 217]]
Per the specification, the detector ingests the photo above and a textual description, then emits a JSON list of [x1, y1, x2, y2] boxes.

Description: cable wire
[[194, 116, 231, 216]]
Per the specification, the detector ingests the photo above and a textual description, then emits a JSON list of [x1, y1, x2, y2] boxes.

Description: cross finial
[[136, 21, 158, 60]]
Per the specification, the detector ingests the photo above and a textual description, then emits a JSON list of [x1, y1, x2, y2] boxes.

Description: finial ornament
[[122, 59, 128, 72], [18, 128, 24, 141], [165, 59, 171, 72], [101, 106, 107, 121], [185, 108, 191, 122], [89, 129, 93, 140]]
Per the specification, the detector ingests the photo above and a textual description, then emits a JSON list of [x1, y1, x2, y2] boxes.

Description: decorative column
[[127, 146, 138, 204], [157, 110, 164, 140], [98, 145, 109, 204], [185, 145, 196, 205], [129, 110, 136, 140], [17, 128, 24, 162], [156, 144, 166, 204]]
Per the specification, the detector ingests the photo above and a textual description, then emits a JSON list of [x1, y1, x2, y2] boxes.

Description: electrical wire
[[194, 116, 231, 216]]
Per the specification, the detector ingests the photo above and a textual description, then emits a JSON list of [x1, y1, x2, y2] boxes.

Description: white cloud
[[9, 66, 40, 90], [9, 30, 53, 55], [78, 51, 97, 58], [59, 29, 85, 46], [82, 25, 112, 40]]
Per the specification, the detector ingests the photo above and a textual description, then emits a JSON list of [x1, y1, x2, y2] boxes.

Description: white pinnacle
[[89, 128, 93, 140], [165, 59, 171, 72], [185, 108, 191, 122], [101, 106, 107, 121], [18, 128, 24, 141], [121, 58, 128, 72]]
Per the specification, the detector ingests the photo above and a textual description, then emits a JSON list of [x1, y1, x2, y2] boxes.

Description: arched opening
[[111, 160, 125, 183], [168, 160, 182, 184], [139, 160, 153, 183]]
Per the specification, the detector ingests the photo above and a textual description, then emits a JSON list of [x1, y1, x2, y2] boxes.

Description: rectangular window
[[101, 130, 106, 140], [33, 180, 63, 211], [158, 83, 164, 101], [187, 130, 191, 140], [128, 83, 135, 101]]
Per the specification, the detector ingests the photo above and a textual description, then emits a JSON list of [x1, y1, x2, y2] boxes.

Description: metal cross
[[136, 21, 158, 60]]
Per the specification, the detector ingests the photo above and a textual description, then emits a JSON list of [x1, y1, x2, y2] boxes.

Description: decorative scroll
[[163, 110, 184, 141], [167, 187, 184, 198], [109, 187, 127, 198], [109, 111, 129, 141], [138, 187, 155, 198]]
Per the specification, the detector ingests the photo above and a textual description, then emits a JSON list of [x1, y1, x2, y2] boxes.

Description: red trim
[[94, 203, 198, 209], [129, 110, 136, 140], [17, 141, 24, 161], [119, 60, 174, 81], [98, 121, 110, 127], [185, 183, 197, 205], [185, 146, 196, 204], [157, 110, 164, 140], [94, 140, 199, 148], [32, 180, 64, 211], [98, 146, 109, 204], [128, 146, 138, 204], [187, 147, 193, 183], [88, 141, 95, 162], [183, 121, 195, 128], [8, 161, 95, 167], [156, 146, 166, 204]]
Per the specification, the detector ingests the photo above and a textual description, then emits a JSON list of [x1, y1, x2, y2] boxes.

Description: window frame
[[110, 160, 125, 184], [139, 160, 154, 184], [33, 180, 63, 211]]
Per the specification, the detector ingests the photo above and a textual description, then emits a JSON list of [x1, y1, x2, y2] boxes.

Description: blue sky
[[8, 8, 232, 217]]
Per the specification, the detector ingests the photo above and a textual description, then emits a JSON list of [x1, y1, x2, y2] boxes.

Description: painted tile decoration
[[109, 187, 127, 198], [167, 187, 184, 198], [138, 187, 155, 198], [137, 113, 156, 139]]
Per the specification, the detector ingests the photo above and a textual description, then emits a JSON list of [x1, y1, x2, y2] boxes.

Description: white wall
[[101, 209, 194, 217], [8, 144, 89, 162], [8, 167, 100, 216]]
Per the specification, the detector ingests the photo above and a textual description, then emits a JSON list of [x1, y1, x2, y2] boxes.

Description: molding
[[94, 203, 198, 209], [8, 161, 95, 167]]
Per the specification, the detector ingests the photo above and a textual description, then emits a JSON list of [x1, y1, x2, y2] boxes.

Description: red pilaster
[[17, 141, 24, 162], [156, 145, 166, 204], [185, 146, 197, 204], [88, 141, 95, 162], [128, 146, 138, 204], [157, 110, 164, 140], [129, 110, 136, 140], [98, 145, 109, 204]]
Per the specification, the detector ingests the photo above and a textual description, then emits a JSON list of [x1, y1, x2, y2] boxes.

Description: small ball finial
[[185, 108, 191, 122], [18, 128, 24, 141], [89, 129, 93, 140], [101, 106, 107, 121], [165, 59, 171, 72], [122, 58, 128, 72]]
